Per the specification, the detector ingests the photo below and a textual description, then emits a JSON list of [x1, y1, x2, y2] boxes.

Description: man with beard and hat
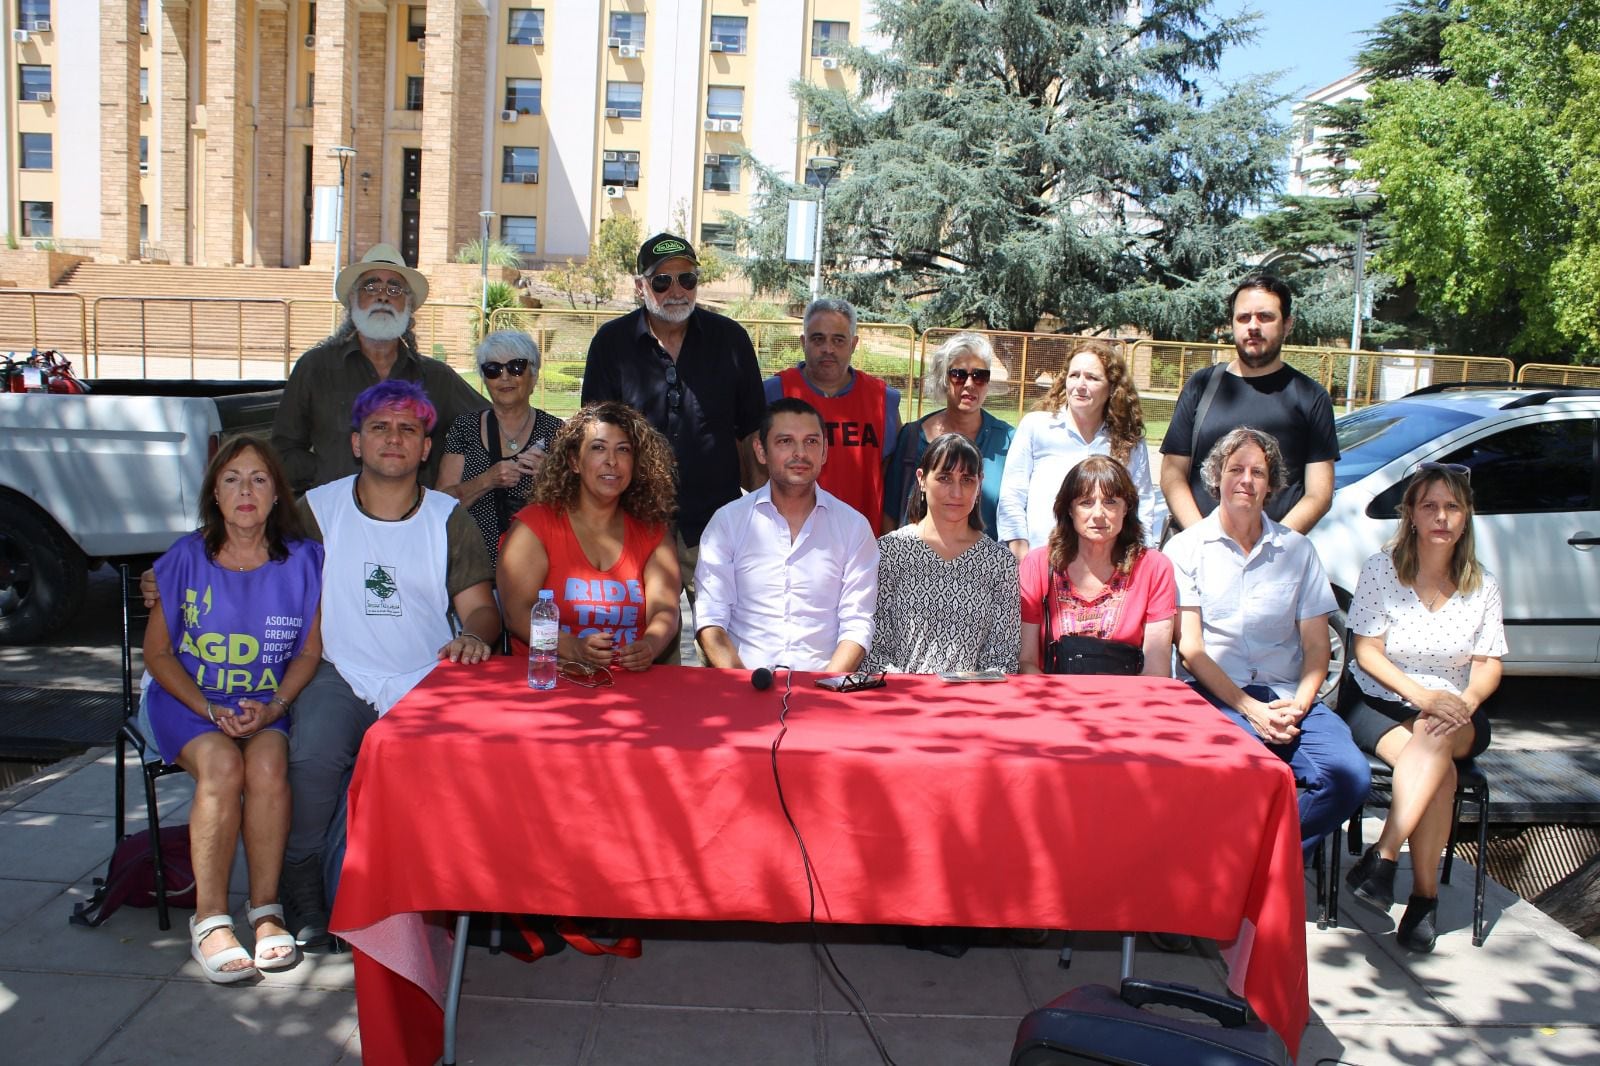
[[1159, 274, 1340, 535], [272, 244, 487, 494]]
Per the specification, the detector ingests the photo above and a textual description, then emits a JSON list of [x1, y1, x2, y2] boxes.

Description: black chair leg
[[1442, 788, 1465, 886], [1472, 781, 1490, 947], [144, 763, 170, 931]]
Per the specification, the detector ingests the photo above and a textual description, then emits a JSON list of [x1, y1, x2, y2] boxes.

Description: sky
[[1207, 0, 1402, 121]]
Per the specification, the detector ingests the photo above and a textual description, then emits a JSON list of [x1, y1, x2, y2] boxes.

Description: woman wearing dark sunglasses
[[883, 332, 1015, 538], [438, 330, 564, 567], [997, 340, 1154, 564], [1342, 463, 1504, 952]]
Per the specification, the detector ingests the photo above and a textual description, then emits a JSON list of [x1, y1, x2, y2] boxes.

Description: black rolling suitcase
[[1012, 977, 1291, 1066]]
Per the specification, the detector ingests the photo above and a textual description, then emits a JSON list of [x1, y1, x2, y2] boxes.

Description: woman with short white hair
[[438, 329, 564, 568], [883, 332, 1015, 538]]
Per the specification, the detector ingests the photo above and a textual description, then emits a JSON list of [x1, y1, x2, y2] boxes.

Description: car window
[[1442, 418, 1598, 515], [1334, 404, 1477, 489]]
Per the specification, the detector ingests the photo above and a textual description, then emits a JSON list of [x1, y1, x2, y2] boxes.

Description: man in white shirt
[[696, 397, 879, 672]]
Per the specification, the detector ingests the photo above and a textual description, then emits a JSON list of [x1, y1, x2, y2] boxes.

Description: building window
[[139, 0, 147, 31], [139, 203, 148, 242], [811, 20, 848, 57], [709, 15, 747, 54], [502, 146, 540, 184], [405, 76, 423, 111], [20, 201, 52, 238], [19, 132, 51, 170], [139, 136, 148, 169], [706, 86, 743, 121], [605, 82, 642, 120], [306, 2, 315, 34], [19, 65, 50, 101], [306, 73, 315, 106], [608, 11, 644, 47], [505, 78, 541, 115], [19, 0, 50, 27], [501, 216, 537, 258], [703, 154, 740, 193], [700, 222, 736, 252], [602, 154, 640, 188], [508, 8, 544, 44], [406, 5, 425, 42], [139, 68, 148, 102]]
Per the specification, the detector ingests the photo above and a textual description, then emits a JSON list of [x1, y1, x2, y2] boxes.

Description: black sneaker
[[281, 854, 330, 949], [1148, 932, 1194, 953], [1397, 895, 1439, 953], [1348, 846, 1397, 911]]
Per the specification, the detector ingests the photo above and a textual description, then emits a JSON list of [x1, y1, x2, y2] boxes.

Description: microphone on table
[[751, 665, 789, 691]]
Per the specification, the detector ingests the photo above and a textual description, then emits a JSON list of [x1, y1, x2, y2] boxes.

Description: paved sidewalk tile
[[1299, 1020, 1497, 1065], [0, 878, 65, 938], [585, 1005, 817, 1066], [0, 811, 120, 884], [81, 981, 358, 1066], [1373, 928, 1600, 1026], [0, 971, 157, 1063], [822, 1012, 1019, 1065], [459, 937, 612, 1004], [1468, 1024, 1600, 1063], [438, 1000, 593, 1066], [818, 942, 1032, 1016], [0, 877, 188, 977], [1305, 926, 1453, 1024], [602, 937, 817, 1010], [12, 753, 193, 822]]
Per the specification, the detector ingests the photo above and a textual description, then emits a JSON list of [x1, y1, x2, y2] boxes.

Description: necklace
[[496, 408, 534, 452], [353, 479, 424, 522]]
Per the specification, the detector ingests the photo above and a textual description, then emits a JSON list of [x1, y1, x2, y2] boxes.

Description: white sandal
[[247, 902, 300, 972], [190, 913, 256, 984]]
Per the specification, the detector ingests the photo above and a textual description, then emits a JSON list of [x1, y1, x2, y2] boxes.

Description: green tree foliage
[[1358, 0, 1600, 360], [455, 238, 524, 268], [470, 280, 519, 343], [1249, 196, 1399, 346], [594, 214, 643, 277], [734, 0, 1286, 336]]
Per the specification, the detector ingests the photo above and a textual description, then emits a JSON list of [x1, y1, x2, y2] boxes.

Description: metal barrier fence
[[0, 290, 88, 358], [89, 296, 292, 378], [1517, 362, 1600, 389]]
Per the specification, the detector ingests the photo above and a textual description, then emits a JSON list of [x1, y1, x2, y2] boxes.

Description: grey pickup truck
[[0, 379, 282, 643]]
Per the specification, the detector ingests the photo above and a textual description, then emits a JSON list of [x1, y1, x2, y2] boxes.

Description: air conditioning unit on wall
[[618, 44, 640, 59], [11, 29, 28, 43], [604, 186, 624, 199], [500, 110, 518, 122], [32, 20, 51, 32], [720, 119, 741, 133], [821, 57, 840, 70], [304, 34, 315, 48]]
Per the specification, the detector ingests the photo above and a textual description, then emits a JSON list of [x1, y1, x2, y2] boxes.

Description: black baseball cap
[[637, 233, 699, 276]]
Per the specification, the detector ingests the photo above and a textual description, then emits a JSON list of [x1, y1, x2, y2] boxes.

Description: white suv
[[1309, 385, 1600, 679]]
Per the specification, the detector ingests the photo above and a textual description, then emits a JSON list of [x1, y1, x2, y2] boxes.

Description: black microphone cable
[[762, 666, 899, 1066]]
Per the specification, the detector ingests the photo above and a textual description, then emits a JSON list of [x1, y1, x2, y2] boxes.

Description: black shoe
[[1397, 895, 1439, 953], [281, 854, 330, 949], [1148, 932, 1194, 953], [1347, 846, 1397, 911]]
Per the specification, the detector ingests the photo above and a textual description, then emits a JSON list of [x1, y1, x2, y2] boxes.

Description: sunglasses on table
[[558, 660, 614, 688], [1416, 461, 1470, 481], [648, 271, 700, 294], [480, 358, 530, 380], [948, 367, 992, 386]]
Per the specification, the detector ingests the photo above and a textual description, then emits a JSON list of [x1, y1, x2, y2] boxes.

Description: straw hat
[[334, 244, 429, 307]]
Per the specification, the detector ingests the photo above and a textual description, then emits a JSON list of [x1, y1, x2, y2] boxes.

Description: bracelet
[[204, 703, 219, 724], [268, 697, 290, 712], [461, 631, 488, 647]]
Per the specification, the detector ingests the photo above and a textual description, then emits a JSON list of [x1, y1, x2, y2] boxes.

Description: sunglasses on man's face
[[480, 358, 530, 380], [648, 271, 700, 294], [948, 367, 992, 386]]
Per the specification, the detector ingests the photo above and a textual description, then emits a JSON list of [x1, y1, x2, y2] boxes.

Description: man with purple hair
[[279, 380, 501, 947], [273, 244, 487, 494]]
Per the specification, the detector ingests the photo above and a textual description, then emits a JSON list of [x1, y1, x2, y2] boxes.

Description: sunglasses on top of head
[[648, 271, 700, 294], [948, 367, 992, 386], [480, 358, 530, 380]]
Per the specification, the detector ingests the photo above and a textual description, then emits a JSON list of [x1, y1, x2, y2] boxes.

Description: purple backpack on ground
[[70, 825, 196, 927]]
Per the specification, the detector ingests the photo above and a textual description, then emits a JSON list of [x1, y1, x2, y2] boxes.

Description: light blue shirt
[[995, 410, 1155, 547], [1165, 510, 1336, 701]]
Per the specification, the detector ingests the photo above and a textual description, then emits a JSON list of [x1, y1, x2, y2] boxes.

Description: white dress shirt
[[695, 483, 879, 672], [1165, 509, 1336, 701], [995, 411, 1155, 547]]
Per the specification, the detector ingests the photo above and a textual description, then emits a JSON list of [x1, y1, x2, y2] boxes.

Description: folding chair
[[1344, 752, 1491, 946], [112, 563, 189, 930]]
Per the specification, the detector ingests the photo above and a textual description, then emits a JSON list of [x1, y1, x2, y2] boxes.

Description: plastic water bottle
[[528, 590, 559, 690]]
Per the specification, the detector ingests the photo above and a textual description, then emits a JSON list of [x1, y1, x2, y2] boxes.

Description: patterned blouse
[[444, 407, 563, 567], [862, 525, 1021, 675]]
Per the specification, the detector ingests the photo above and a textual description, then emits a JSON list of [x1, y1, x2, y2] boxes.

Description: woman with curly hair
[[497, 401, 680, 671], [997, 340, 1154, 564]]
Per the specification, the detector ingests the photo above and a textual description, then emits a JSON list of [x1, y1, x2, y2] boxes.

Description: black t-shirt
[[1159, 362, 1340, 522], [581, 307, 764, 545]]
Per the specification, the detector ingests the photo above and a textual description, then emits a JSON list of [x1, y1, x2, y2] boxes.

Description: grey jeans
[[285, 660, 379, 863]]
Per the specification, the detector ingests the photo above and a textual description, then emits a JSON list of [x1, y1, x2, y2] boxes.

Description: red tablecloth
[[331, 661, 1308, 1064]]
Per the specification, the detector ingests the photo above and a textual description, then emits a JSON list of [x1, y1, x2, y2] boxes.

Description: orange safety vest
[[777, 366, 887, 527]]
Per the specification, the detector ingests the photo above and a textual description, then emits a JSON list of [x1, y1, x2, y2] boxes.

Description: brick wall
[[203, 0, 251, 265], [98, 1, 141, 262], [158, 3, 190, 264], [256, 7, 288, 266], [353, 9, 387, 255]]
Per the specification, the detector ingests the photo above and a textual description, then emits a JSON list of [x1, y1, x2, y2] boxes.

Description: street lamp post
[[329, 145, 358, 299], [806, 156, 839, 299], [478, 210, 497, 334], [1345, 191, 1379, 412]]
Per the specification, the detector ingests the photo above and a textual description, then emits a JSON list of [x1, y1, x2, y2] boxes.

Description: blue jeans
[[1193, 683, 1371, 854]]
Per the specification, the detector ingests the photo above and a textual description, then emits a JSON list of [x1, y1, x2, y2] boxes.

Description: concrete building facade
[[0, 0, 871, 269]]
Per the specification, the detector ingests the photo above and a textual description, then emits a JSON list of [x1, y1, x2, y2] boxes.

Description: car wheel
[[0, 501, 88, 645], [1318, 605, 1349, 709]]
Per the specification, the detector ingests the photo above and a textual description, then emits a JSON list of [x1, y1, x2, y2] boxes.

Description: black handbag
[[1042, 570, 1145, 676]]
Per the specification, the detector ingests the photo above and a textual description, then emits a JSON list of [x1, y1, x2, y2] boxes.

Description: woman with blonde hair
[[883, 332, 1015, 538], [1343, 463, 1504, 952], [498, 401, 680, 671], [997, 339, 1153, 563]]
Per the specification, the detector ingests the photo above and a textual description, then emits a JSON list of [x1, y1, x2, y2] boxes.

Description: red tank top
[[777, 366, 887, 527], [507, 503, 665, 645]]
